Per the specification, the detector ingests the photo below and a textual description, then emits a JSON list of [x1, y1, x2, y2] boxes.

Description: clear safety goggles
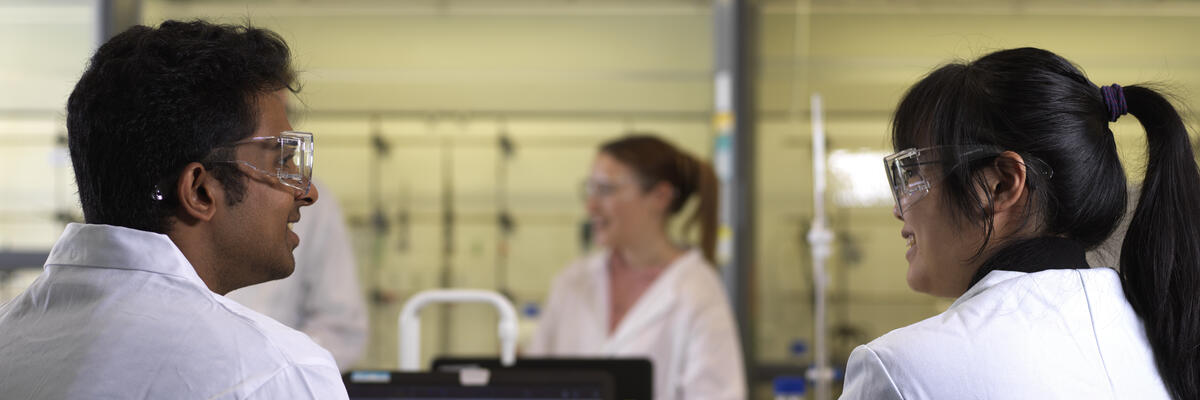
[[883, 145, 1051, 215], [582, 174, 649, 200], [581, 179, 623, 199], [210, 131, 315, 196]]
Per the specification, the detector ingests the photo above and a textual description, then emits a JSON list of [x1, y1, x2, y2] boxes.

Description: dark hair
[[893, 47, 1198, 399], [67, 20, 298, 233], [599, 134, 719, 264]]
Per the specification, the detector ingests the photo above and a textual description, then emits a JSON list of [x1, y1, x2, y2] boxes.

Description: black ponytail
[[1119, 86, 1200, 400]]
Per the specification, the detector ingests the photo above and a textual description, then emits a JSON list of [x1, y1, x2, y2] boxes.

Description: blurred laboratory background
[[1, 0, 1197, 398]]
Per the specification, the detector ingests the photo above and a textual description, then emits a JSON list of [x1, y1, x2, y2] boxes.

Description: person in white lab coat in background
[[527, 134, 746, 400], [229, 180, 368, 372], [840, 48, 1194, 399]]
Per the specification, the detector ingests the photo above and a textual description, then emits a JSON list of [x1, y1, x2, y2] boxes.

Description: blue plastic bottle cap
[[522, 302, 540, 318], [773, 376, 806, 395], [789, 339, 809, 356]]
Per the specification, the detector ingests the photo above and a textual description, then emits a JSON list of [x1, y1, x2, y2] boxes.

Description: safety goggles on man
[[210, 131, 315, 196], [883, 145, 1052, 215]]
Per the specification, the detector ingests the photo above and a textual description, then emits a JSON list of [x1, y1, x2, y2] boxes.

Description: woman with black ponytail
[[528, 134, 746, 400], [840, 48, 1194, 399]]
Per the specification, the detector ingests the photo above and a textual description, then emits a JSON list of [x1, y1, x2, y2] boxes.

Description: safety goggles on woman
[[883, 145, 1052, 215], [210, 131, 315, 196]]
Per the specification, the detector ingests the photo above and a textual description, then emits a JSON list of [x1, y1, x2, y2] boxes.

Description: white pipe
[[811, 94, 827, 217], [807, 93, 834, 400], [398, 289, 519, 372]]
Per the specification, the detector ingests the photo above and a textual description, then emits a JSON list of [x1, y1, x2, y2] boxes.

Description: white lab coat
[[527, 249, 747, 400], [840, 268, 1170, 399], [0, 223, 349, 399], [229, 182, 368, 371]]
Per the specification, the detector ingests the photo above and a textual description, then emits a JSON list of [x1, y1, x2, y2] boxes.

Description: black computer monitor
[[344, 370, 613, 400], [432, 357, 652, 400]]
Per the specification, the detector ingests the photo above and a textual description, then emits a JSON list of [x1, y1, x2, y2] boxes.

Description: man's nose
[[298, 183, 319, 206]]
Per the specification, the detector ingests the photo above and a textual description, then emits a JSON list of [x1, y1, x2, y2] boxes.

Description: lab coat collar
[[948, 269, 1026, 310], [46, 223, 205, 288], [591, 248, 702, 347]]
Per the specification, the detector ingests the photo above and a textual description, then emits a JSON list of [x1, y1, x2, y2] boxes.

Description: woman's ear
[[648, 181, 676, 212], [987, 151, 1030, 214], [174, 163, 222, 223]]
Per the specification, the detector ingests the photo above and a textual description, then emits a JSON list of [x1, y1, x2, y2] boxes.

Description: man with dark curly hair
[[0, 20, 347, 399]]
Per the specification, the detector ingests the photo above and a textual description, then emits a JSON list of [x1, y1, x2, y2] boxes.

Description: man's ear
[[986, 151, 1030, 214], [174, 163, 222, 223]]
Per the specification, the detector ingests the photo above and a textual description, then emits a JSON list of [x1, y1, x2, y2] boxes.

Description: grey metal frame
[[714, 0, 757, 395]]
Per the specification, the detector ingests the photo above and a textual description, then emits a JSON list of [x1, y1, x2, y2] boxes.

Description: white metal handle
[[397, 289, 519, 372]]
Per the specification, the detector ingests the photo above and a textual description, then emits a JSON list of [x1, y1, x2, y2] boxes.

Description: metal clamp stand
[[808, 94, 834, 400]]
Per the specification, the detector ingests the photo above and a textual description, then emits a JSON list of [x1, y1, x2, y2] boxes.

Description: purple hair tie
[[1101, 84, 1128, 122]]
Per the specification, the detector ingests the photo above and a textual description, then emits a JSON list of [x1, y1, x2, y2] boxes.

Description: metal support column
[[808, 94, 834, 400], [713, 0, 756, 395], [96, 0, 141, 47]]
